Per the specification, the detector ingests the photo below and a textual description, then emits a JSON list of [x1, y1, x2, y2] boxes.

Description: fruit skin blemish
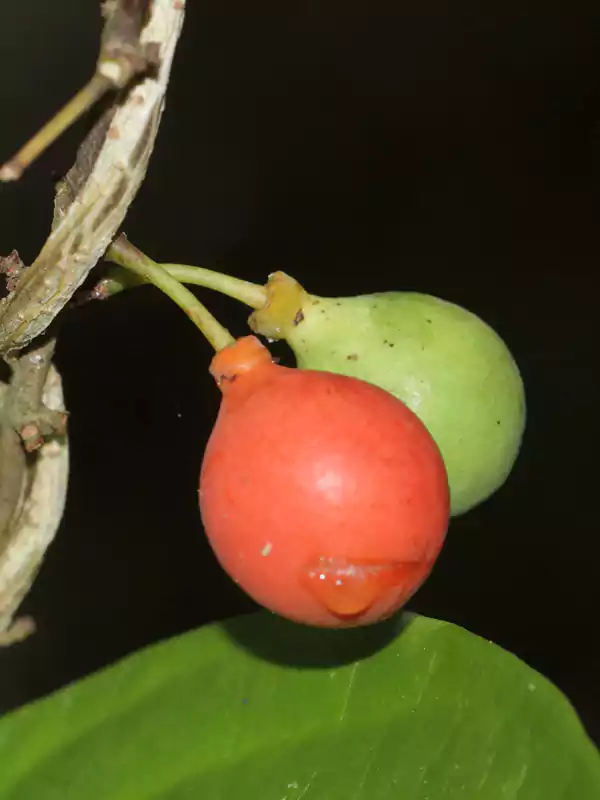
[[301, 556, 433, 620], [199, 336, 449, 629]]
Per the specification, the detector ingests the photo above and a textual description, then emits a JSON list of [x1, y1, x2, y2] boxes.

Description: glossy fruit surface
[[199, 336, 449, 628], [249, 273, 526, 516]]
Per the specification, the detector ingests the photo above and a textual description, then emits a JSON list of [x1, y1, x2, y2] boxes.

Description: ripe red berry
[[199, 336, 450, 628]]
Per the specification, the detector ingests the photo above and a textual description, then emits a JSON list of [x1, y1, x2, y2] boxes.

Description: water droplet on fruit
[[301, 556, 423, 618]]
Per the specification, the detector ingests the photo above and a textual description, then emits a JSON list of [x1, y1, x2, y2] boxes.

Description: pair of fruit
[[108, 241, 526, 629], [200, 275, 525, 628]]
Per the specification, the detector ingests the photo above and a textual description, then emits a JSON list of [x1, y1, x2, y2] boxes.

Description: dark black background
[[0, 1, 598, 746]]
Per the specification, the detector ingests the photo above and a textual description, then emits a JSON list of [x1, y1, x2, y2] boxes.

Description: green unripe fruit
[[249, 273, 526, 517]]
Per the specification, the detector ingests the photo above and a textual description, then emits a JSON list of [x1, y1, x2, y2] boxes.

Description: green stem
[[97, 260, 268, 309], [162, 264, 267, 309], [106, 236, 235, 352]]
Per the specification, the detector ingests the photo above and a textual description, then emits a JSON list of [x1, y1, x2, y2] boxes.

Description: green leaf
[[0, 612, 597, 799]]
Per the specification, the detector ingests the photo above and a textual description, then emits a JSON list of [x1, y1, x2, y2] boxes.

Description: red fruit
[[199, 336, 450, 628]]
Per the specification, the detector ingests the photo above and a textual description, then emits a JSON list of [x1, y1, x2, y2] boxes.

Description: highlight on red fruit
[[198, 336, 450, 628]]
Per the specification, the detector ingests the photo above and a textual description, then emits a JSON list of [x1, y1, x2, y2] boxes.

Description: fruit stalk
[[106, 236, 235, 351], [97, 260, 268, 309]]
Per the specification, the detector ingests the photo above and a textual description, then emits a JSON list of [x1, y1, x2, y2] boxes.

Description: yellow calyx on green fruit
[[248, 271, 311, 340]]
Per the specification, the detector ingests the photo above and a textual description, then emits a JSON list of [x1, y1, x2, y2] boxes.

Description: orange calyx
[[301, 556, 426, 619], [209, 336, 274, 387]]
